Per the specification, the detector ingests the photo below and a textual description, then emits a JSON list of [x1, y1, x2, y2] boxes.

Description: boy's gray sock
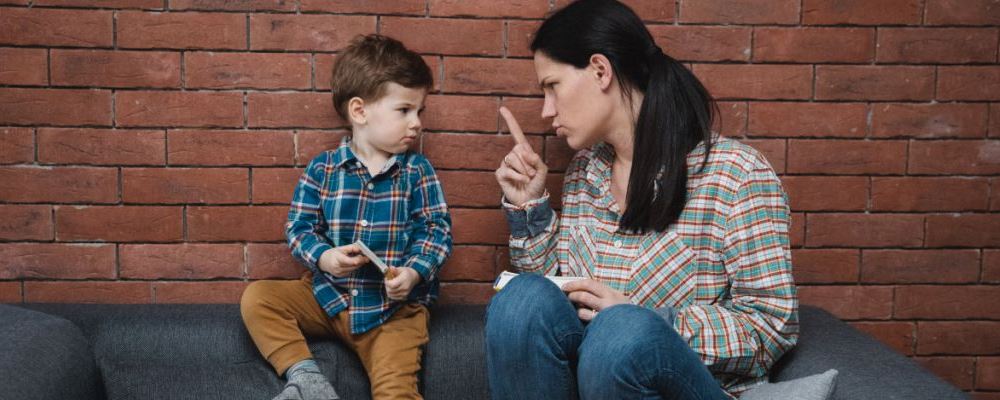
[[273, 359, 340, 400]]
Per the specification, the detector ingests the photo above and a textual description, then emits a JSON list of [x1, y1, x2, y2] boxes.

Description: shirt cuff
[[502, 193, 553, 238], [308, 243, 333, 272]]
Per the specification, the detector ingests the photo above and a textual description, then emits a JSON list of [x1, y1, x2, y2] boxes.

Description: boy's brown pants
[[240, 272, 429, 400]]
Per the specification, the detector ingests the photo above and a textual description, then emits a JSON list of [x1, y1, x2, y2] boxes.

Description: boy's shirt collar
[[332, 136, 407, 176]]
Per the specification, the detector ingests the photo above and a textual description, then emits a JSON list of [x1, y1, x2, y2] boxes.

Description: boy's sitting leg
[[344, 303, 429, 400], [241, 275, 341, 400]]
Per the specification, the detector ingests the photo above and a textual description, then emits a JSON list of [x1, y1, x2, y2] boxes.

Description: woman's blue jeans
[[485, 274, 730, 400]]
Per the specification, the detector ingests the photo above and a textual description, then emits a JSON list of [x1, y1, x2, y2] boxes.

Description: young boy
[[240, 34, 453, 400]]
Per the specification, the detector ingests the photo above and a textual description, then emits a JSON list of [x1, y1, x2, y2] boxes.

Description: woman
[[486, 0, 798, 399]]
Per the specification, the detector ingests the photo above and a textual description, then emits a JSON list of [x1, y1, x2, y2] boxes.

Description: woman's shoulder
[[690, 136, 779, 183]]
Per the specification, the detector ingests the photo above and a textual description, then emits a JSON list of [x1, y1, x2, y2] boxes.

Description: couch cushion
[[0, 304, 103, 400]]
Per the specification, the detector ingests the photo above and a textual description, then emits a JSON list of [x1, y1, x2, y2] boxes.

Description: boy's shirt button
[[366, 183, 374, 190], [351, 289, 359, 296], [360, 220, 369, 227]]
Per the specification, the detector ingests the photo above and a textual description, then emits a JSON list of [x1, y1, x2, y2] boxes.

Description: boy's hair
[[331, 34, 433, 120]]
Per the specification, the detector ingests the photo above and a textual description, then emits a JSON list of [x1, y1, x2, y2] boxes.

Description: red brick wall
[[1, 0, 998, 395]]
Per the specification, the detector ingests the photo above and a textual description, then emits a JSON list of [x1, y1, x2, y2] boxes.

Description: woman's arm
[[675, 159, 798, 379]]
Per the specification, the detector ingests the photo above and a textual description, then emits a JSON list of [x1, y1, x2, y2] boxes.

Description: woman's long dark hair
[[531, 0, 716, 233]]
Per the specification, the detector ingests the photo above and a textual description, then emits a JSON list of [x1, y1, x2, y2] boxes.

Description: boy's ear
[[347, 97, 367, 125]]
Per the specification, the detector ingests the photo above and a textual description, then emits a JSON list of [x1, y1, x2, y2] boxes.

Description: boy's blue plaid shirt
[[286, 137, 452, 334]]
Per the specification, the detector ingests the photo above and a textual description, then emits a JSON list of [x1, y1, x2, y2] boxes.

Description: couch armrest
[[772, 305, 967, 400], [0, 304, 104, 400]]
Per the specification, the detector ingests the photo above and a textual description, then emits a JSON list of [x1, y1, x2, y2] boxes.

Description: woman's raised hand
[[495, 107, 549, 207]]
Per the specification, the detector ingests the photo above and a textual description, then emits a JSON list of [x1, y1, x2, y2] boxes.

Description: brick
[[748, 102, 867, 138], [252, 168, 302, 204], [439, 245, 499, 282], [187, 206, 287, 242], [0, 167, 117, 203], [443, 57, 539, 96], [422, 132, 542, 170], [544, 173, 564, 211], [871, 177, 989, 212], [790, 249, 859, 284], [0, 127, 34, 164], [802, 0, 922, 25], [909, 140, 1000, 175], [123, 168, 248, 204], [56, 206, 183, 242], [544, 136, 576, 172], [429, 0, 549, 18], [250, 14, 375, 52], [507, 20, 543, 58], [170, 0, 294, 11], [938, 67, 1000, 101], [917, 322, 1000, 355], [861, 249, 980, 284], [0, 48, 48, 85], [381, 17, 503, 56], [873, 103, 988, 139], [648, 25, 751, 62], [897, 286, 1000, 320], [816, 66, 935, 101], [878, 28, 998, 64], [916, 357, 975, 390], [424, 95, 499, 132], [298, 0, 425, 14], [0, 8, 112, 47], [451, 208, 509, 245], [850, 322, 915, 356], [154, 281, 248, 303], [248, 92, 343, 129], [0, 243, 115, 280], [680, 0, 799, 24], [715, 102, 749, 137], [438, 282, 494, 304], [797, 285, 893, 320], [973, 393, 1000, 400], [314, 54, 440, 91], [0, 205, 52, 241], [789, 212, 804, 247], [807, 214, 923, 248], [24, 281, 152, 303], [787, 139, 907, 174], [248, 243, 301, 279], [168, 130, 295, 166], [118, 11, 245, 50], [120, 243, 244, 279], [979, 357, 1000, 390], [925, 0, 1000, 25], [296, 130, 349, 165], [552, 0, 676, 22], [186, 52, 310, 90], [35, 0, 162, 7], [992, 104, 1000, 138], [499, 97, 552, 135], [926, 214, 1000, 247], [994, 178, 1000, 211], [986, 250, 1000, 282], [0, 88, 112, 126], [37, 128, 166, 166], [781, 176, 867, 211], [0, 282, 21, 303], [51, 49, 180, 88], [438, 170, 501, 207], [741, 139, 785, 174], [693, 64, 812, 100], [753, 27, 873, 63], [117, 91, 243, 128]]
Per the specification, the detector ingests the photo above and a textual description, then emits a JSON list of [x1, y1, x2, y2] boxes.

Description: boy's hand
[[318, 244, 369, 277], [384, 267, 421, 300]]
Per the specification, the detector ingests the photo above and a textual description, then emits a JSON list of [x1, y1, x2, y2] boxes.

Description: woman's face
[[533, 52, 614, 150]]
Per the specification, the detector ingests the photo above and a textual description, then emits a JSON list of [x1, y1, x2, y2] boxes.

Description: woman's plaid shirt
[[286, 138, 452, 335], [503, 137, 798, 396]]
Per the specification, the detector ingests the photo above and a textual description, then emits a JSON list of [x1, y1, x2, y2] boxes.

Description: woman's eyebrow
[[538, 76, 552, 89]]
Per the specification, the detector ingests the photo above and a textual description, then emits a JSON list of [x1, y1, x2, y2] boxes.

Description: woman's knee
[[485, 274, 573, 338], [579, 305, 679, 375]]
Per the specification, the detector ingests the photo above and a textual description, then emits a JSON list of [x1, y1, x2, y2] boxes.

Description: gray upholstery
[[5, 304, 966, 400], [0, 304, 103, 400]]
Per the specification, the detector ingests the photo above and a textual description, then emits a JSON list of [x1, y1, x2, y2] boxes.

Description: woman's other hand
[[562, 279, 630, 322]]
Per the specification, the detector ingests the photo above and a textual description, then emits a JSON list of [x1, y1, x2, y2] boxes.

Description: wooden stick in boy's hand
[[495, 106, 549, 207]]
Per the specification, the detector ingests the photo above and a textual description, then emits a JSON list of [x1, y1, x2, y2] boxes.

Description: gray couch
[[0, 303, 966, 400]]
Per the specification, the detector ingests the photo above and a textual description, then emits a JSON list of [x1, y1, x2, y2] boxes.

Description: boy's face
[[357, 82, 427, 155]]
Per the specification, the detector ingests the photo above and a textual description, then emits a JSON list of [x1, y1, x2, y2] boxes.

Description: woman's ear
[[347, 97, 367, 125], [588, 54, 614, 91]]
